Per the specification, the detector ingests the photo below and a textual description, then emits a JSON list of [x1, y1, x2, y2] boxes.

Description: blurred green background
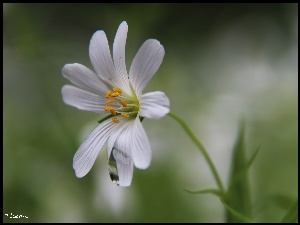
[[3, 3, 298, 222]]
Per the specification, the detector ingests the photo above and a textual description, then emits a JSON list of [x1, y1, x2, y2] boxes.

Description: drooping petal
[[129, 39, 165, 95], [111, 140, 134, 187], [107, 119, 135, 186], [89, 30, 115, 83], [130, 117, 152, 169], [62, 63, 108, 95], [139, 91, 170, 119], [73, 119, 118, 178], [113, 21, 131, 94], [62, 85, 106, 113]]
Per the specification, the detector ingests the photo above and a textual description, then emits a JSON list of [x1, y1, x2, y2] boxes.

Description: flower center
[[104, 87, 139, 123]]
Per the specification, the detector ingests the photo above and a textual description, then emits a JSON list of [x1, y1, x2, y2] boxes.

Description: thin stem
[[168, 112, 225, 194]]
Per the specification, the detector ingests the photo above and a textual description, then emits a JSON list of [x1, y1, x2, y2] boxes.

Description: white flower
[[61, 21, 170, 187]]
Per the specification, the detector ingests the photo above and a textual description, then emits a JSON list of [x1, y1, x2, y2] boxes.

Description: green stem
[[168, 112, 225, 194]]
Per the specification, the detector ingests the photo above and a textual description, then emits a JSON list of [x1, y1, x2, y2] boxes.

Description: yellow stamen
[[111, 92, 120, 97], [121, 113, 129, 118], [105, 91, 111, 98], [110, 107, 117, 115], [112, 117, 119, 123], [105, 99, 115, 104], [104, 105, 111, 111], [113, 87, 122, 94], [120, 99, 127, 107]]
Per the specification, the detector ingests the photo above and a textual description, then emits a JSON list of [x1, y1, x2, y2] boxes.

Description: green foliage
[[184, 120, 261, 223], [281, 199, 298, 223], [184, 188, 223, 198], [227, 146, 259, 191], [222, 200, 252, 223], [168, 112, 225, 193], [225, 121, 253, 222]]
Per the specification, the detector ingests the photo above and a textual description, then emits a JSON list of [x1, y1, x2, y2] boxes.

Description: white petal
[[129, 39, 165, 95], [62, 63, 108, 95], [130, 117, 152, 169], [107, 119, 131, 160], [73, 119, 118, 178], [107, 119, 134, 186], [89, 30, 115, 83], [139, 91, 170, 119], [114, 117, 151, 169], [62, 85, 105, 113], [113, 21, 131, 94], [107, 116, 152, 185], [108, 120, 135, 186], [112, 135, 134, 187]]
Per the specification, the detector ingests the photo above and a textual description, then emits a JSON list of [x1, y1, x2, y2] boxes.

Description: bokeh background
[[3, 3, 298, 222]]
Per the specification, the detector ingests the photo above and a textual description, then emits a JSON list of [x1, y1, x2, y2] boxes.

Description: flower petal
[[129, 39, 165, 95], [62, 85, 105, 113], [73, 119, 118, 178], [62, 63, 108, 95], [115, 117, 152, 169], [108, 116, 151, 184], [107, 119, 131, 160], [130, 117, 152, 169], [89, 30, 115, 83], [139, 91, 170, 119], [107, 119, 134, 186], [112, 138, 134, 187], [113, 21, 131, 94]]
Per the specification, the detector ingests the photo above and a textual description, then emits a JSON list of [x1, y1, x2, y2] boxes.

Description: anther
[[105, 91, 111, 98], [111, 92, 120, 97], [120, 99, 127, 107], [113, 87, 122, 94], [121, 113, 129, 118], [112, 117, 119, 123], [104, 105, 111, 111], [110, 108, 117, 115], [105, 99, 115, 104]]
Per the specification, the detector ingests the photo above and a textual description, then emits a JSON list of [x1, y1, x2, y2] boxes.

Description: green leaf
[[270, 194, 296, 210], [228, 145, 260, 190], [184, 188, 223, 198], [281, 199, 298, 223], [250, 194, 295, 219], [184, 188, 253, 222], [226, 120, 252, 222], [222, 200, 252, 223]]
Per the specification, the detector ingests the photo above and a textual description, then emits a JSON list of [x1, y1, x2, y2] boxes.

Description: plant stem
[[168, 112, 225, 194]]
